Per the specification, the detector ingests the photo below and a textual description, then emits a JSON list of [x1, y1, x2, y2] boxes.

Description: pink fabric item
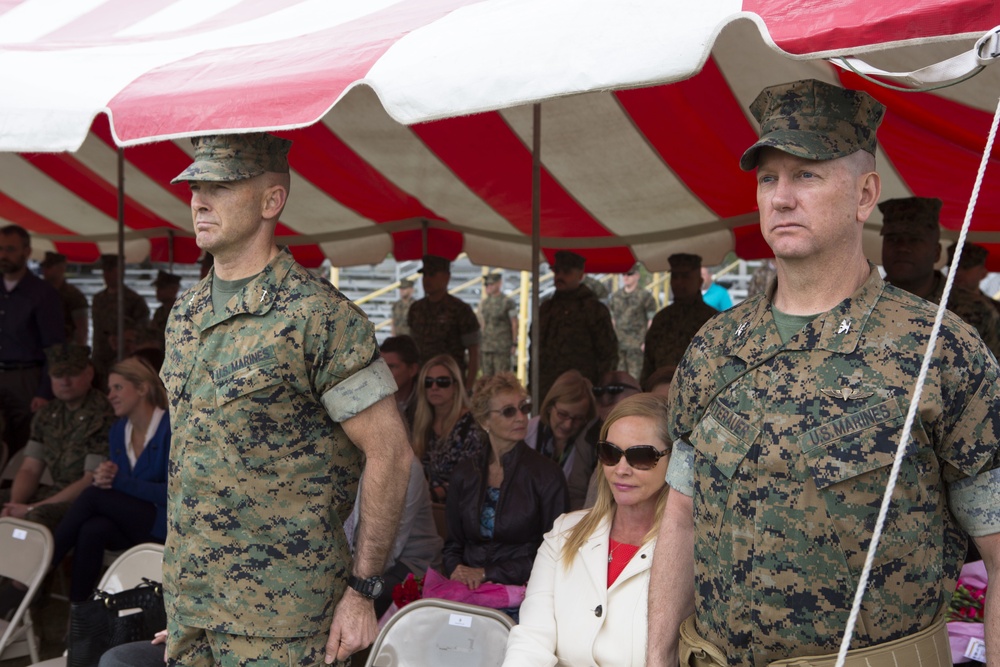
[[421, 568, 526, 608], [949, 560, 988, 664]]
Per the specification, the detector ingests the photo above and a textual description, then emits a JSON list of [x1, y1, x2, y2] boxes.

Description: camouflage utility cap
[[171, 133, 292, 184], [100, 254, 121, 270], [625, 263, 641, 276], [152, 270, 181, 287], [740, 79, 885, 171], [948, 242, 989, 269], [879, 197, 942, 240], [419, 255, 450, 274], [46, 343, 91, 376], [553, 250, 586, 271], [668, 253, 702, 271], [40, 251, 66, 268], [399, 278, 414, 289], [484, 273, 502, 285]]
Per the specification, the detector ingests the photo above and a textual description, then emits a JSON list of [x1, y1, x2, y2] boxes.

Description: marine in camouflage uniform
[[947, 241, 1000, 319], [149, 270, 182, 348], [479, 273, 518, 376], [608, 263, 657, 378], [648, 80, 1000, 667], [640, 253, 716, 386], [391, 278, 414, 337], [163, 133, 411, 667], [92, 254, 150, 368], [41, 251, 89, 344], [533, 251, 618, 403]]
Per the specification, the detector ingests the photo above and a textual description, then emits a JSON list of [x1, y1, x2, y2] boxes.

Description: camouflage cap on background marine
[[171, 133, 293, 184], [740, 79, 886, 171], [553, 250, 586, 271], [46, 343, 91, 376], [100, 254, 121, 270], [625, 263, 641, 276], [419, 254, 450, 274], [484, 273, 502, 285], [948, 242, 989, 269], [40, 251, 66, 268], [152, 270, 181, 287], [668, 253, 702, 271], [878, 197, 942, 240], [399, 278, 414, 289]]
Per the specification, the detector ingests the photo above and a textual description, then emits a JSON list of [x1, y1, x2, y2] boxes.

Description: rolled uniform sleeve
[[321, 357, 395, 422], [950, 467, 1000, 537], [665, 438, 694, 497]]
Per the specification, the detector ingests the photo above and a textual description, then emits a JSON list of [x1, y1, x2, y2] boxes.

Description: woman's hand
[[92, 461, 119, 489], [450, 565, 487, 590]]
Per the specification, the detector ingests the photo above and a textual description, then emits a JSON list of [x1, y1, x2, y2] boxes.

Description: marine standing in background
[[534, 250, 618, 403], [608, 263, 657, 379], [479, 273, 518, 377], [391, 278, 415, 336], [149, 270, 181, 347], [41, 251, 89, 346], [92, 254, 149, 368], [947, 242, 1000, 317], [162, 132, 412, 666], [407, 254, 482, 389]]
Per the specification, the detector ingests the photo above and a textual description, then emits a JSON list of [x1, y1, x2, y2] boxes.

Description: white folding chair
[[29, 543, 165, 667], [365, 598, 514, 667], [0, 517, 53, 663]]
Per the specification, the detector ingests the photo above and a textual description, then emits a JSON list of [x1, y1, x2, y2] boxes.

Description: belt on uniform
[[678, 614, 952, 667], [0, 361, 43, 371]]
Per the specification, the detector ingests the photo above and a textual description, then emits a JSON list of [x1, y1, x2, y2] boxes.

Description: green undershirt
[[771, 305, 820, 345], [212, 273, 257, 314]]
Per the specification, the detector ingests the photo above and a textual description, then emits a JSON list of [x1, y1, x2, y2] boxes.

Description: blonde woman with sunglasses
[[502, 393, 671, 666], [411, 354, 485, 502]]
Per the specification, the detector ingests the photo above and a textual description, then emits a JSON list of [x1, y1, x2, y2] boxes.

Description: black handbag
[[67, 578, 166, 667]]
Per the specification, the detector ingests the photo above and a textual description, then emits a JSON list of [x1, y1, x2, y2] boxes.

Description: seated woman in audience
[[502, 393, 672, 667], [51, 356, 170, 602], [525, 369, 596, 476], [443, 373, 568, 614], [412, 354, 485, 501]]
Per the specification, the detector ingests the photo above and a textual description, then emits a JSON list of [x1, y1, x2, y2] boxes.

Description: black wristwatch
[[347, 574, 385, 600]]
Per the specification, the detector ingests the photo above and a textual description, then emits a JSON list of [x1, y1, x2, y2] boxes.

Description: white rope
[[834, 93, 1000, 667]]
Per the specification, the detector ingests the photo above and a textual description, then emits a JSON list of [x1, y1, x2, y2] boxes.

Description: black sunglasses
[[597, 440, 668, 470], [424, 376, 454, 389], [592, 384, 640, 398], [489, 400, 532, 419]]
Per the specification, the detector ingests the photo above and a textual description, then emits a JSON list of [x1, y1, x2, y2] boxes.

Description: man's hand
[[1, 502, 30, 519], [30, 397, 48, 412], [450, 564, 487, 590], [324, 589, 377, 664]]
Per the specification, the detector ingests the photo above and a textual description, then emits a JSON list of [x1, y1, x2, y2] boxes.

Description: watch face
[[370, 579, 384, 598]]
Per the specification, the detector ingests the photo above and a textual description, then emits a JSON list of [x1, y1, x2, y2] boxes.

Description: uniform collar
[[179, 248, 294, 331]]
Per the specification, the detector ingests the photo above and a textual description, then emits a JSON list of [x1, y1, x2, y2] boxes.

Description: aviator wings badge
[[821, 386, 874, 401]]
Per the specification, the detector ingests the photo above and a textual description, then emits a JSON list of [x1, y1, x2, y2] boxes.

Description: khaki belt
[[678, 614, 952, 667]]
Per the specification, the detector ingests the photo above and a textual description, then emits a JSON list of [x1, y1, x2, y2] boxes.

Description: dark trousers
[[52, 486, 158, 602], [0, 366, 42, 456]]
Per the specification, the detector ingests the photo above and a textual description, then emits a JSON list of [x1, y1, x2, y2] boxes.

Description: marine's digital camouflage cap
[[171, 133, 293, 184], [740, 79, 885, 171], [553, 250, 586, 271], [484, 273, 502, 285], [46, 343, 91, 376], [419, 254, 450, 274], [878, 197, 942, 240], [948, 242, 989, 269], [668, 253, 702, 271]]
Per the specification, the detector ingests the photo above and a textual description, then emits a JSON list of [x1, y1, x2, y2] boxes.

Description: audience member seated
[[50, 356, 170, 603], [343, 457, 443, 618], [98, 630, 166, 667], [443, 373, 568, 617], [502, 394, 672, 666], [412, 354, 485, 501], [381, 335, 421, 432], [525, 370, 596, 480]]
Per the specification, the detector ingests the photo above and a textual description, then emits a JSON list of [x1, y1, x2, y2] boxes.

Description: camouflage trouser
[[167, 619, 337, 667], [481, 351, 512, 377], [618, 347, 643, 379], [0, 488, 70, 533]]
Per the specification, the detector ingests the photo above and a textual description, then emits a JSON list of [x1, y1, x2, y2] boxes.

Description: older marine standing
[[647, 79, 1000, 667], [881, 196, 1000, 359], [390, 278, 414, 337], [162, 133, 412, 666], [608, 263, 657, 379], [407, 254, 481, 388], [534, 250, 618, 404], [640, 253, 717, 386], [478, 273, 518, 377]]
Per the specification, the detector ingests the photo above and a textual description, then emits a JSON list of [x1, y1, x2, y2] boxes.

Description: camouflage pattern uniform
[[391, 296, 413, 337], [92, 285, 149, 366], [640, 299, 717, 385], [582, 275, 609, 301], [746, 261, 776, 299], [666, 267, 1000, 667], [924, 271, 1000, 359], [160, 249, 396, 643], [407, 294, 481, 376], [0, 388, 114, 531], [608, 286, 657, 378], [479, 292, 517, 376], [55, 280, 89, 342], [534, 284, 618, 403]]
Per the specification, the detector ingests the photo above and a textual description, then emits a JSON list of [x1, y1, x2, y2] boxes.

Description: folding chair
[[365, 598, 514, 667], [29, 543, 165, 667], [0, 517, 53, 663]]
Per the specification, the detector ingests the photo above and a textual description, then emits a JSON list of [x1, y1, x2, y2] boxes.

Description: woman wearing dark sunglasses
[[502, 393, 671, 666], [411, 354, 485, 502], [442, 372, 568, 619]]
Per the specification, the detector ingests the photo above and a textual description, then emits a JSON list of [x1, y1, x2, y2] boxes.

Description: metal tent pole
[[530, 103, 541, 408]]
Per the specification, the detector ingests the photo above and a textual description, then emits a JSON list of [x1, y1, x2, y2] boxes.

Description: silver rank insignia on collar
[[736, 321, 749, 337], [836, 319, 851, 334]]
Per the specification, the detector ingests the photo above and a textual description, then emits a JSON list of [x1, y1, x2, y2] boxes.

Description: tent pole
[[168, 229, 175, 270], [421, 219, 428, 256], [116, 148, 125, 362], [530, 103, 541, 408]]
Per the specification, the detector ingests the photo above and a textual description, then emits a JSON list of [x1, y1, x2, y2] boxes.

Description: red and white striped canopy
[[2, 0, 1000, 271]]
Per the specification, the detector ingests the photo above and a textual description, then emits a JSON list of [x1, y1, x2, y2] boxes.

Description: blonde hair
[[110, 356, 168, 410], [470, 372, 527, 428], [560, 393, 672, 566], [539, 370, 596, 430], [411, 354, 468, 459]]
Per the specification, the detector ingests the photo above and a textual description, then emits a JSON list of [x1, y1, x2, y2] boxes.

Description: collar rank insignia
[[836, 319, 851, 334], [821, 386, 874, 401], [736, 321, 749, 337]]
